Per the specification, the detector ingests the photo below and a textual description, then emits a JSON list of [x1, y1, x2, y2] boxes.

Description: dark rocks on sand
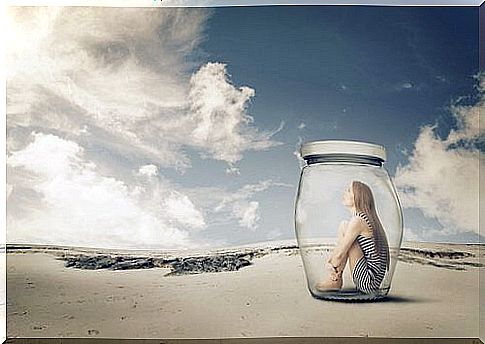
[[166, 254, 252, 276], [56, 252, 254, 275]]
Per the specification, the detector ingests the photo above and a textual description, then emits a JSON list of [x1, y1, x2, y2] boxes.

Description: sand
[[5, 241, 481, 339]]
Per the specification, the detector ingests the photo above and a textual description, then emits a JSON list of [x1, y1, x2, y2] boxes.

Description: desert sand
[[6, 240, 482, 339]]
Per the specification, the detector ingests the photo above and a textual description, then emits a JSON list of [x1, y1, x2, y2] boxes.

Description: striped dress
[[352, 210, 388, 294]]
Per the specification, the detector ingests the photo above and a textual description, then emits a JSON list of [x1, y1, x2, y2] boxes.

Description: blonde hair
[[352, 180, 390, 270]]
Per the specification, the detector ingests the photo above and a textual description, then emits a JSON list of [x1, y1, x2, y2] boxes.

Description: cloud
[[212, 180, 292, 231], [182, 62, 284, 164], [6, 7, 287, 248], [185, 180, 292, 231], [435, 75, 447, 83], [395, 81, 426, 92], [394, 73, 484, 237], [233, 201, 260, 230], [297, 122, 306, 130], [6, 8, 282, 171], [163, 191, 206, 230], [399, 82, 414, 90], [7, 7, 209, 169], [137, 164, 158, 177], [6, 132, 206, 249], [225, 165, 241, 175]]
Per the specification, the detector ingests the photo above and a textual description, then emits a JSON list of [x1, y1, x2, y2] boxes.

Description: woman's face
[[342, 183, 354, 207]]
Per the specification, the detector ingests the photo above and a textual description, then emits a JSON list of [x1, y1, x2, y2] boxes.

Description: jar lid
[[300, 140, 386, 161]]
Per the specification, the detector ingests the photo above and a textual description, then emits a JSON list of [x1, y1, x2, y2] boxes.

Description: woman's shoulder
[[352, 211, 373, 232], [353, 210, 369, 219], [349, 214, 367, 229]]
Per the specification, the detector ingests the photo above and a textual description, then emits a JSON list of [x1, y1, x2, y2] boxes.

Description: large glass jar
[[294, 140, 403, 301]]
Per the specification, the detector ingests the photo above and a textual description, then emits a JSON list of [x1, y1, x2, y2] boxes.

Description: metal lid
[[300, 140, 386, 161]]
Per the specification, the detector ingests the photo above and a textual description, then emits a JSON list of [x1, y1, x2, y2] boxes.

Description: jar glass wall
[[294, 141, 403, 301]]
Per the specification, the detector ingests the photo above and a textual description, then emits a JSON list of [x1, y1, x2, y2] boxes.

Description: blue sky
[[6, 6, 483, 249]]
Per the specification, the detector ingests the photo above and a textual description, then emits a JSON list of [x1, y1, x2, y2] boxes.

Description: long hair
[[352, 181, 390, 271]]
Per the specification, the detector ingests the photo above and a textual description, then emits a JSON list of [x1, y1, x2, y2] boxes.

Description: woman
[[316, 180, 390, 294]]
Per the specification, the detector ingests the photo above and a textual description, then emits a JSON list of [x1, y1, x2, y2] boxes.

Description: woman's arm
[[328, 218, 362, 268]]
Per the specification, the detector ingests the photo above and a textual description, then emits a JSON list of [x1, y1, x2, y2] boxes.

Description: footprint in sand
[[32, 324, 46, 331], [87, 329, 100, 336]]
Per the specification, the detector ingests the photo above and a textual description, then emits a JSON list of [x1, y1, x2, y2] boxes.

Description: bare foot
[[315, 264, 343, 292], [315, 278, 342, 291]]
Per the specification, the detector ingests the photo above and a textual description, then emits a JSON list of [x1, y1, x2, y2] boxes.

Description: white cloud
[[6, 132, 207, 249], [233, 201, 260, 231], [210, 180, 292, 231], [7, 7, 209, 169], [297, 122, 306, 130], [225, 164, 241, 175], [5, 7, 288, 248], [436, 75, 447, 83], [6, 8, 283, 171], [214, 180, 291, 211], [182, 62, 284, 164], [137, 164, 158, 177], [163, 191, 206, 230], [399, 82, 414, 90], [182, 179, 292, 231], [394, 73, 484, 236]]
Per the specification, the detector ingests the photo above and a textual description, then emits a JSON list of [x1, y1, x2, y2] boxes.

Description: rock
[[164, 253, 254, 276], [56, 248, 269, 275], [110, 258, 155, 270]]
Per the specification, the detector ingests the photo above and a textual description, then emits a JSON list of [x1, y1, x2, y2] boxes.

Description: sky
[[5, 5, 483, 249]]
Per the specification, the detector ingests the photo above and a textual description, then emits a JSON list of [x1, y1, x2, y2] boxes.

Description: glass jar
[[294, 140, 403, 301]]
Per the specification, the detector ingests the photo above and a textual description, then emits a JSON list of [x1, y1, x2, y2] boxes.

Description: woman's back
[[352, 211, 388, 293]]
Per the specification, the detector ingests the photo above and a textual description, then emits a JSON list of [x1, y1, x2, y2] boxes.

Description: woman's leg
[[332, 221, 349, 274], [315, 222, 349, 290], [316, 221, 365, 291], [347, 240, 364, 273], [329, 222, 366, 276]]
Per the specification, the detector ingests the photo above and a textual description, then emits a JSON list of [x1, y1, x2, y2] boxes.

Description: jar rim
[[300, 140, 386, 161]]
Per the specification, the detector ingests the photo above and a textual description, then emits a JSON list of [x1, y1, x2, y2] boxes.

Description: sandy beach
[[6, 240, 482, 339]]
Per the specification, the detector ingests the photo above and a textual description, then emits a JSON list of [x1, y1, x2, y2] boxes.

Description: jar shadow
[[312, 291, 425, 303]]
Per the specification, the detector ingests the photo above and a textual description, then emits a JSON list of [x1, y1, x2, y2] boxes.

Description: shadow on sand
[[318, 294, 429, 303], [312, 288, 428, 304]]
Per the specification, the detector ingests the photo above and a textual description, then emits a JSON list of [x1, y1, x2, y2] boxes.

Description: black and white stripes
[[356, 210, 372, 230], [352, 210, 388, 294]]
